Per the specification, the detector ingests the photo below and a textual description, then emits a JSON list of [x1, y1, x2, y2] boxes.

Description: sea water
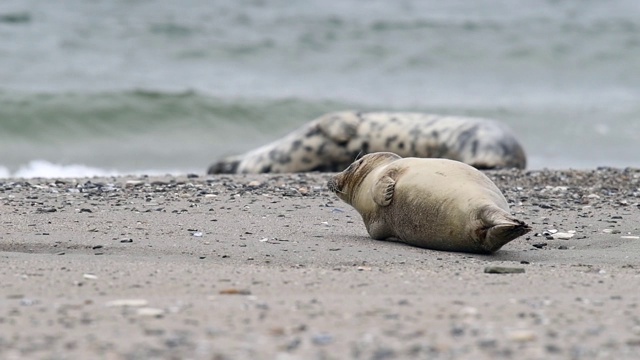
[[1, 0, 639, 178]]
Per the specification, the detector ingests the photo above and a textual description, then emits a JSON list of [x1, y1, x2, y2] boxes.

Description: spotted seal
[[327, 152, 531, 254], [207, 111, 526, 174]]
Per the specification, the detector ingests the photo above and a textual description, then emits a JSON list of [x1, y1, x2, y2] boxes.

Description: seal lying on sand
[[327, 152, 531, 254], [207, 111, 527, 174]]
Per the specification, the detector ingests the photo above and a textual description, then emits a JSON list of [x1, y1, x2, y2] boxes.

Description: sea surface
[[1, 0, 639, 178]]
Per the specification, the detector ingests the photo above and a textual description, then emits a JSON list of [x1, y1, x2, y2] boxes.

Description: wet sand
[[1, 168, 639, 359]]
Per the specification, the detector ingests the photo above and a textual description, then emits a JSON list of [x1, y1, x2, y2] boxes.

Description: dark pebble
[[311, 333, 333, 346], [219, 289, 251, 295], [451, 326, 465, 337], [79, 208, 92, 213], [372, 348, 396, 360], [532, 243, 548, 249], [478, 339, 498, 348], [286, 338, 301, 351], [546, 344, 562, 353], [120, 238, 133, 243], [484, 266, 525, 274]]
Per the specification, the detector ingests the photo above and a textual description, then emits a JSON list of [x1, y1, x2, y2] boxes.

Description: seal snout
[[327, 178, 338, 193]]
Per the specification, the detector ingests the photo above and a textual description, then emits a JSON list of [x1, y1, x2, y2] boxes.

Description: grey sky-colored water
[[1, 0, 639, 175]]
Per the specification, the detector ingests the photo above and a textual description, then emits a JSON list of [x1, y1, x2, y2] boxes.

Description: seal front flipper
[[366, 219, 392, 240], [372, 175, 396, 207]]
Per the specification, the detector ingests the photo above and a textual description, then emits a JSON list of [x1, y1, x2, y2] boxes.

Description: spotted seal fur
[[327, 152, 531, 254], [207, 111, 526, 174]]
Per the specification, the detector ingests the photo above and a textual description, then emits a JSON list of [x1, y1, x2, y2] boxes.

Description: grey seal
[[207, 111, 527, 174], [327, 152, 531, 254]]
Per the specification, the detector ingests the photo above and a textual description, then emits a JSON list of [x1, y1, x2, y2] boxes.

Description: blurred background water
[[1, 0, 639, 178]]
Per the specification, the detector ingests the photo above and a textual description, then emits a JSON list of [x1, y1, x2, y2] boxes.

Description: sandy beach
[[1, 168, 639, 359]]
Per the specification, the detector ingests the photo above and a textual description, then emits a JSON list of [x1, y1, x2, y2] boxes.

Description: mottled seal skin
[[207, 111, 527, 174], [327, 152, 531, 254]]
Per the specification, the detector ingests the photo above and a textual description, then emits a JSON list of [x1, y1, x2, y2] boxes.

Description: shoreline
[[1, 168, 639, 359]]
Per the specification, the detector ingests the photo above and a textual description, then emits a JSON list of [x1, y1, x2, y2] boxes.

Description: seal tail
[[478, 210, 532, 253]]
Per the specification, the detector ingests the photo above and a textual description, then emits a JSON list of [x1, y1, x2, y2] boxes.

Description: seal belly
[[380, 162, 511, 253], [384, 184, 487, 253]]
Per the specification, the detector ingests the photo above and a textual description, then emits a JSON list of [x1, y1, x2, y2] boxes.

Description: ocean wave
[[0, 160, 185, 179], [1, 90, 639, 173], [0, 90, 355, 139], [0, 160, 120, 179], [0, 91, 358, 174]]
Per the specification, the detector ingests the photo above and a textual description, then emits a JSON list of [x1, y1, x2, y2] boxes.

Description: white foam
[[0, 160, 187, 179]]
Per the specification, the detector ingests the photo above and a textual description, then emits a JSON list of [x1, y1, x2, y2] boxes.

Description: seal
[[207, 111, 527, 174], [327, 152, 531, 254]]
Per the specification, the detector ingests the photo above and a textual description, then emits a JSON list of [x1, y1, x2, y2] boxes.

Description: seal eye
[[348, 159, 363, 171]]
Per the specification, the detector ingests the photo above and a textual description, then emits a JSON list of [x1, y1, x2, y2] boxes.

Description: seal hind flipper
[[478, 211, 532, 253], [207, 157, 241, 174], [372, 175, 396, 207]]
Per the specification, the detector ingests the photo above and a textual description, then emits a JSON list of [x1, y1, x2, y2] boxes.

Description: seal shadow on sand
[[338, 234, 640, 266]]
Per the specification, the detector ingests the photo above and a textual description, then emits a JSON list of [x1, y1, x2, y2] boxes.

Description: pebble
[[136, 307, 165, 317], [508, 329, 537, 342], [192, 232, 203, 237], [125, 180, 145, 187], [621, 236, 640, 239], [551, 232, 575, 240], [20, 298, 39, 306], [83, 273, 98, 280], [484, 266, 525, 274], [219, 289, 251, 295], [311, 333, 334, 346], [105, 299, 149, 307]]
